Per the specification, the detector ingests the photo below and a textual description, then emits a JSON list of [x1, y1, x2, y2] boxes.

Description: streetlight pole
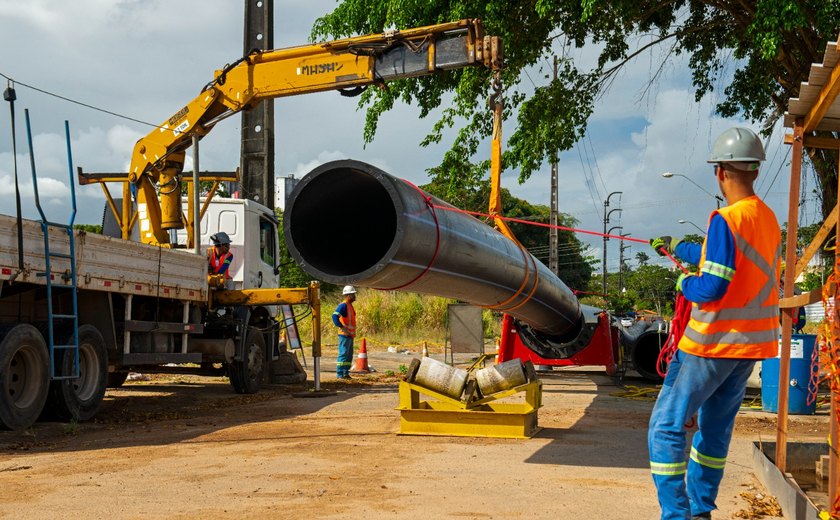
[[661, 172, 723, 209], [678, 219, 707, 235], [603, 191, 622, 297]]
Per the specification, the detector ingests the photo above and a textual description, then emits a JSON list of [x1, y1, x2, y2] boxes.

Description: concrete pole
[[549, 56, 559, 275], [602, 192, 622, 298]]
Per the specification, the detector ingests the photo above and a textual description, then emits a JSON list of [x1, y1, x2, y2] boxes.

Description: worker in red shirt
[[207, 232, 234, 278], [648, 127, 780, 520]]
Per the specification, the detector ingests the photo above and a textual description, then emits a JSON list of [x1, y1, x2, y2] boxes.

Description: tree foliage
[[312, 1, 840, 213], [276, 210, 318, 289]]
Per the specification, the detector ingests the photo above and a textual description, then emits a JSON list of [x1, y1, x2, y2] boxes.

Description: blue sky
[[0, 0, 815, 274]]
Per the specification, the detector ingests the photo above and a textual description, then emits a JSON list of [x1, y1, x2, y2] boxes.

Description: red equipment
[[496, 313, 621, 376]]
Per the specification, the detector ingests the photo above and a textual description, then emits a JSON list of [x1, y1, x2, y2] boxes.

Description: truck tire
[[229, 329, 265, 394], [46, 325, 108, 421], [0, 324, 49, 430]]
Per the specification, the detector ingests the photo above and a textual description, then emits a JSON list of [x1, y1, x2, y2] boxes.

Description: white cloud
[[0, 1, 805, 276]]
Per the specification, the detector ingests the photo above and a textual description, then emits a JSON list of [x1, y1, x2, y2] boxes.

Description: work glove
[[650, 235, 681, 256], [675, 272, 690, 292]]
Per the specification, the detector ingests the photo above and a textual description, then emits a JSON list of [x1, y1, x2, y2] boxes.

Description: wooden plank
[[784, 133, 840, 150], [804, 46, 840, 133], [778, 288, 823, 308], [793, 204, 838, 278]]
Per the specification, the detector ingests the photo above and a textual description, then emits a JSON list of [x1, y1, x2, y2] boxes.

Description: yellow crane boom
[[114, 19, 502, 246]]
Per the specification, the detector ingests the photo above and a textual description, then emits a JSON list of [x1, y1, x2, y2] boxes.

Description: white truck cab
[[179, 198, 281, 293]]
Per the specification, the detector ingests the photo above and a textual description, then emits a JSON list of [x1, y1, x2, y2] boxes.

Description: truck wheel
[[46, 325, 108, 421], [0, 324, 49, 430], [229, 329, 265, 394]]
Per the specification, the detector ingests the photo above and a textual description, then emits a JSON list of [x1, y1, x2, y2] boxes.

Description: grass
[[296, 288, 501, 346]]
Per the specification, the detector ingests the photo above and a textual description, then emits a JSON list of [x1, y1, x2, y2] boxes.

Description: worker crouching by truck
[[332, 285, 357, 379], [648, 127, 781, 520]]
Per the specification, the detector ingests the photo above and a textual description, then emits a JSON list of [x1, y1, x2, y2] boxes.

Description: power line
[[0, 72, 160, 129]]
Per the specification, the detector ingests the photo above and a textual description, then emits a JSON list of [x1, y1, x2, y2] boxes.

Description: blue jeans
[[648, 349, 755, 519], [336, 335, 354, 377]]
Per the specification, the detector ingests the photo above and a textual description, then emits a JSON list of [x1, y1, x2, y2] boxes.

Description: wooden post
[[776, 119, 804, 471], [831, 142, 840, 513], [831, 394, 838, 512]]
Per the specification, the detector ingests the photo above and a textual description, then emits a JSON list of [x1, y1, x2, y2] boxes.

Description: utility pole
[[602, 192, 622, 298], [240, 0, 275, 208], [549, 56, 559, 275], [619, 233, 631, 293]]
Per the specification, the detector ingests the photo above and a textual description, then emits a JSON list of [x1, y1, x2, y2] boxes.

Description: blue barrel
[[761, 334, 818, 415]]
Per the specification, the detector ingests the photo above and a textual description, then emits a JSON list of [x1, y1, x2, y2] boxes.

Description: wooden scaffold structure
[[779, 30, 840, 515]]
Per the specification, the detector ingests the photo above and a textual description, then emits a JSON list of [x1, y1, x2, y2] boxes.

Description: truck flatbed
[[0, 214, 207, 302]]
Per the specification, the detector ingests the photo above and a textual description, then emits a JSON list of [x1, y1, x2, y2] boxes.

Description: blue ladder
[[25, 113, 79, 380]]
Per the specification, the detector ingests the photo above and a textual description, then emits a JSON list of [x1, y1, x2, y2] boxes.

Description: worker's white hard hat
[[707, 127, 765, 170], [342, 285, 357, 295]]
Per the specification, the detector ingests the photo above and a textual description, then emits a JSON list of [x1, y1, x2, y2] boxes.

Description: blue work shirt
[[674, 214, 735, 303], [332, 302, 349, 327]]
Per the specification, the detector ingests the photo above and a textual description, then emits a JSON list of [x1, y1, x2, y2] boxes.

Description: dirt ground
[[0, 347, 829, 520]]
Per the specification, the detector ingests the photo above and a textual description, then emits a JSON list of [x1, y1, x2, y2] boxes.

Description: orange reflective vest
[[335, 299, 356, 338], [208, 248, 234, 278], [679, 196, 781, 359]]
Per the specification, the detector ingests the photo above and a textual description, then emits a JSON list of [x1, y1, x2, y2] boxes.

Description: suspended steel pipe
[[284, 160, 587, 355]]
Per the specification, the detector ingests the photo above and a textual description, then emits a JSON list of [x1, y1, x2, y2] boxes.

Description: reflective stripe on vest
[[689, 447, 726, 470], [679, 196, 780, 359], [335, 300, 356, 338], [650, 461, 687, 476]]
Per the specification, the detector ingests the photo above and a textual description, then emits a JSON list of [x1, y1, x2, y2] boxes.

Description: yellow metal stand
[[396, 379, 542, 439]]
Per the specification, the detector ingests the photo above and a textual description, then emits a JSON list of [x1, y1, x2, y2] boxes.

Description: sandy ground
[[0, 348, 829, 520]]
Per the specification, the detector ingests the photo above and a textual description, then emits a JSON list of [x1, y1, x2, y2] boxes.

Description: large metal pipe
[[619, 320, 668, 382], [284, 160, 583, 347]]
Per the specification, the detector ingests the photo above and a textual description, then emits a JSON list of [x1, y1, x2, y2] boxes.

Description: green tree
[[74, 223, 103, 234], [312, 1, 840, 214], [276, 210, 317, 289], [625, 264, 680, 316], [635, 251, 650, 267]]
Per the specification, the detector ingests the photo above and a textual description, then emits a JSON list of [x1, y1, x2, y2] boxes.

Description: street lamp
[[678, 219, 707, 235], [603, 191, 622, 297], [661, 171, 723, 209]]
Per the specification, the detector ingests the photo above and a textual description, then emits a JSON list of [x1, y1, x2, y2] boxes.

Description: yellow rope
[[611, 385, 660, 401]]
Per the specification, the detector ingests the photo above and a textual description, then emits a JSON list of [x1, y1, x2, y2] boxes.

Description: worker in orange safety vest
[[648, 127, 781, 520], [207, 232, 234, 278], [332, 285, 357, 379]]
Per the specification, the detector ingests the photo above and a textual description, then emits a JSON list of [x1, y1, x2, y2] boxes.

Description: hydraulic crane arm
[[129, 19, 502, 245]]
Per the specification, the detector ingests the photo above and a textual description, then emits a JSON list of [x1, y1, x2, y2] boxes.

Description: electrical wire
[[0, 71, 160, 129]]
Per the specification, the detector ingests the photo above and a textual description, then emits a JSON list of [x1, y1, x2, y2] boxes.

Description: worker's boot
[[691, 513, 711, 519]]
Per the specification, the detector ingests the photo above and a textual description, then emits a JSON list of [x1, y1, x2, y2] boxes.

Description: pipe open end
[[285, 162, 398, 279]]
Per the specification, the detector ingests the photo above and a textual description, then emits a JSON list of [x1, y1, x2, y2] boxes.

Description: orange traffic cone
[[350, 337, 374, 373]]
